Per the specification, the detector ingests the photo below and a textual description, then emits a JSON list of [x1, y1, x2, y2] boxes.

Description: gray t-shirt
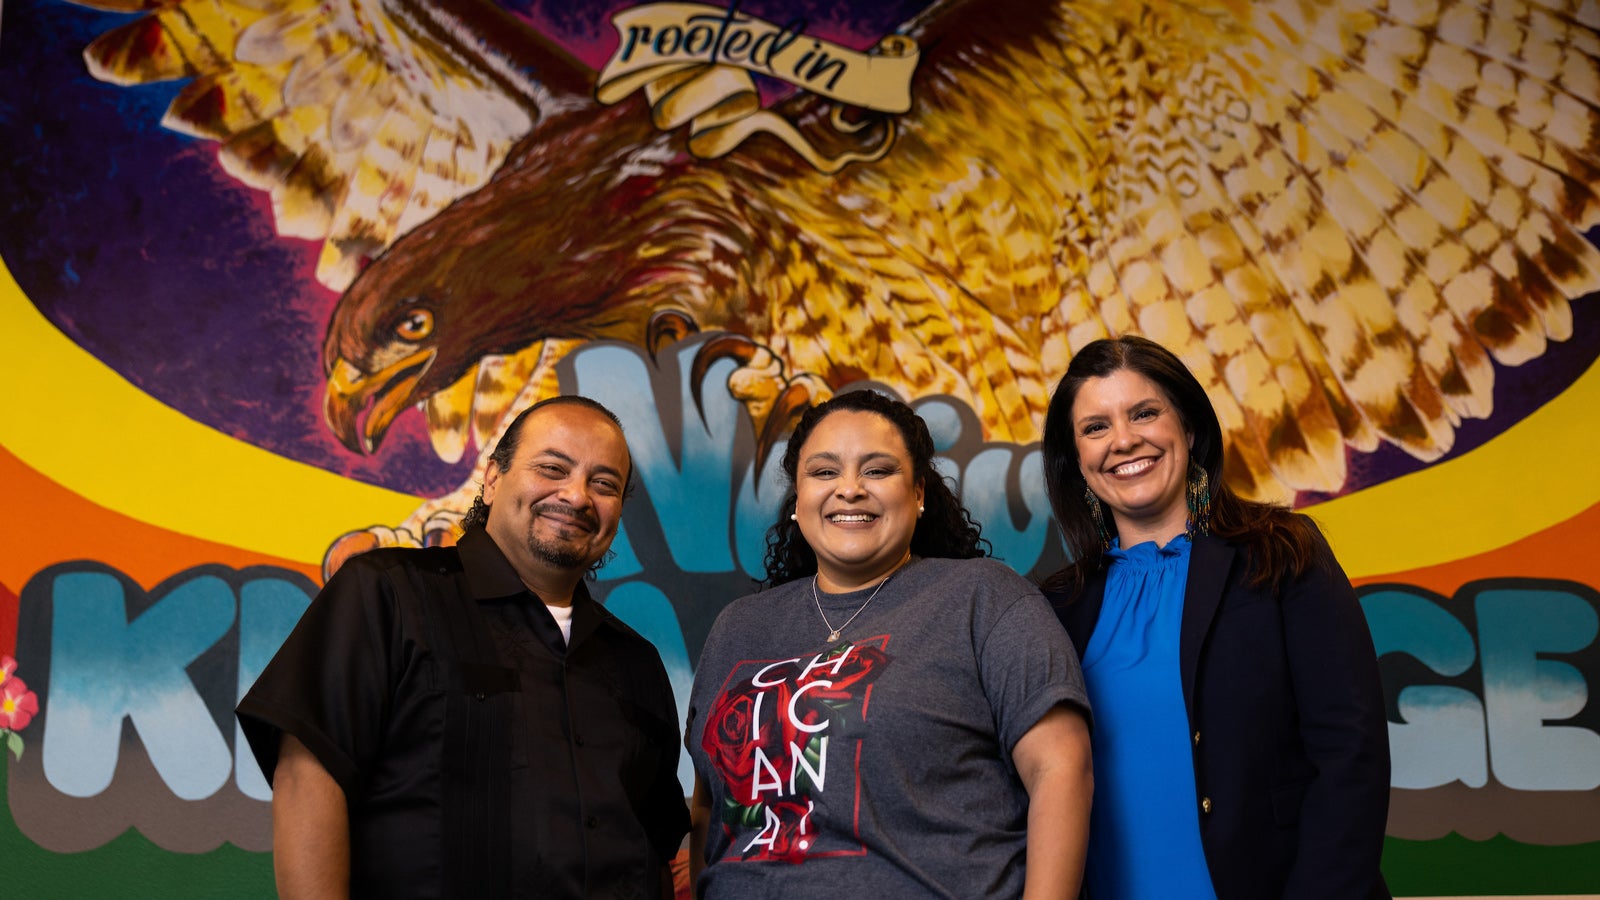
[[687, 556, 1089, 898]]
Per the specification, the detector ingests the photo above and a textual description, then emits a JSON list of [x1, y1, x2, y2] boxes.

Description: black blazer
[[1049, 526, 1391, 900]]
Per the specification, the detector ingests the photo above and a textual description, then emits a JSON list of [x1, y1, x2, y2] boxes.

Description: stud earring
[[918, 505, 925, 515], [790, 513, 797, 521]]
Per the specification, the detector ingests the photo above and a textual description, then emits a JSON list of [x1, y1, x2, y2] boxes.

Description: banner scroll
[[596, 3, 921, 172]]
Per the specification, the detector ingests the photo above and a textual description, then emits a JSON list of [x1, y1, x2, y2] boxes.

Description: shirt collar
[[457, 526, 602, 620], [1107, 534, 1192, 562], [458, 526, 530, 600]]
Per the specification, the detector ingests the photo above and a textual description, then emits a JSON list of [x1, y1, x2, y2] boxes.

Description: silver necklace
[[813, 572, 895, 643]]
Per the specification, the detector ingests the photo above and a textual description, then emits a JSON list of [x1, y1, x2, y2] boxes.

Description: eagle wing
[[732, 0, 1599, 501], [64, 0, 1600, 537], [69, 0, 586, 290]]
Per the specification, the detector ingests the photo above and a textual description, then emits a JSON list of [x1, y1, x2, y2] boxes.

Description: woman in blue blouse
[[1039, 336, 1391, 900]]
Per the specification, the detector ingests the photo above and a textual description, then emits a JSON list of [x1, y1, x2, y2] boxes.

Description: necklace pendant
[[827, 630, 841, 642]]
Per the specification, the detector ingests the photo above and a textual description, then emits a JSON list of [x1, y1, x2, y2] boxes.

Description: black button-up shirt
[[237, 527, 689, 898]]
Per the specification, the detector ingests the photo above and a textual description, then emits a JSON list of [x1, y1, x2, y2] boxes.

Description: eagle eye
[[396, 309, 434, 342]]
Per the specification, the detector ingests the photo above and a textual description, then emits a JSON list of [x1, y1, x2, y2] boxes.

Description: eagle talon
[[322, 530, 381, 580], [322, 525, 427, 579], [687, 333, 829, 472], [422, 526, 458, 548], [689, 333, 767, 421], [755, 381, 817, 473], [647, 309, 701, 359]]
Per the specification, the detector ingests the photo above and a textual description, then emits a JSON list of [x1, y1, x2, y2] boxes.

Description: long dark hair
[[762, 389, 988, 587], [1041, 336, 1321, 594]]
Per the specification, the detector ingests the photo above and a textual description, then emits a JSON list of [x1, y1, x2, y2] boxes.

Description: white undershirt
[[546, 603, 574, 644]]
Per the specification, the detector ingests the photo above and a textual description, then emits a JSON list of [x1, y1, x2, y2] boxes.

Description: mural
[[2, 0, 1598, 895]]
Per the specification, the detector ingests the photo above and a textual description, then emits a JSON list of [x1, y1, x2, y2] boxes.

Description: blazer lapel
[[1181, 537, 1235, 717]]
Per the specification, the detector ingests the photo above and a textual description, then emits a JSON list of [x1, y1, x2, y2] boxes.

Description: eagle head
[[321, 102, 707, 456]]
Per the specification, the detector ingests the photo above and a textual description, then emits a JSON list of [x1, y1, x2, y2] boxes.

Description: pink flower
[[0, 655, 16, 685], [1, 674, 39, 732]]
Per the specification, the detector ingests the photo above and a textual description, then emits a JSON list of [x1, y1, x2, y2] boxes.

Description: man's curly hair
[[761, 388, 989, 588]]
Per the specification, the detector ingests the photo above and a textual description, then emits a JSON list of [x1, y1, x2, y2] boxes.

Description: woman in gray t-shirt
[[685, 389, 1092, 899]]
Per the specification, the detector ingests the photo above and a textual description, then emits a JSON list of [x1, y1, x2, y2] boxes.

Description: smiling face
[[793, 410, 926, 592], [1071, 368, 1194, 548], [482, 403, 630, 602]]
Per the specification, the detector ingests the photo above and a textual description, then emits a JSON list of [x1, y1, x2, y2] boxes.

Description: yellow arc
[[2, 256, 1596, 575], [0, 257, 421, 565]]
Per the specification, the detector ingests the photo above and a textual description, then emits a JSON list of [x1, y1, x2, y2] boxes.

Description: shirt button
[[475, 693, 485, 701], [1201, 797, 1213, 814], [585, 816, 599, 829], [574, 735, 585, 746], [1192, 731, 1201, 745]]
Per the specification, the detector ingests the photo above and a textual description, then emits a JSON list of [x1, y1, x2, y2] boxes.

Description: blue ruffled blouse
[[1080, 537, 1217, 899]]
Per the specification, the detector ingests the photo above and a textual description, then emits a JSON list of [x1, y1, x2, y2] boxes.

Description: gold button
[[1201, 797, 1213, 813], [1192, 731, 1201, 745]]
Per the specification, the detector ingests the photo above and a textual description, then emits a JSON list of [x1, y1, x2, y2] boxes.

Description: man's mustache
[[531, 502, 599, 531]]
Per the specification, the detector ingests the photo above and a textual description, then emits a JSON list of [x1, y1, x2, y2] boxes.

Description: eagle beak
[[324, 350, 437, 454]]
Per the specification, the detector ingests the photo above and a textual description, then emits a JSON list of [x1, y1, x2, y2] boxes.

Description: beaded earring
[[1185, 463, 1212, 539], [1084, 486, 1110, 551]]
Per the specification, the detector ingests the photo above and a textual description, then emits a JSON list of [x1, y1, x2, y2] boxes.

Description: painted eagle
[[74, 0, 1600, 551]]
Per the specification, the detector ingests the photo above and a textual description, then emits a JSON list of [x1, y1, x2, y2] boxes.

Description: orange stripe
[[0, 445, 322, 657], [1351, 500, 1600, 595]]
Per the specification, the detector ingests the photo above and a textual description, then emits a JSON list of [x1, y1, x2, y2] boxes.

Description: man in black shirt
[[237, 396, 690, 898]]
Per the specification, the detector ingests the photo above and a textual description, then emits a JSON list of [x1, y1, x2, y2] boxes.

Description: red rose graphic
[[706, 645, 894, 866], [805, 644, 890, 701], [702, 676, 814, 804]]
